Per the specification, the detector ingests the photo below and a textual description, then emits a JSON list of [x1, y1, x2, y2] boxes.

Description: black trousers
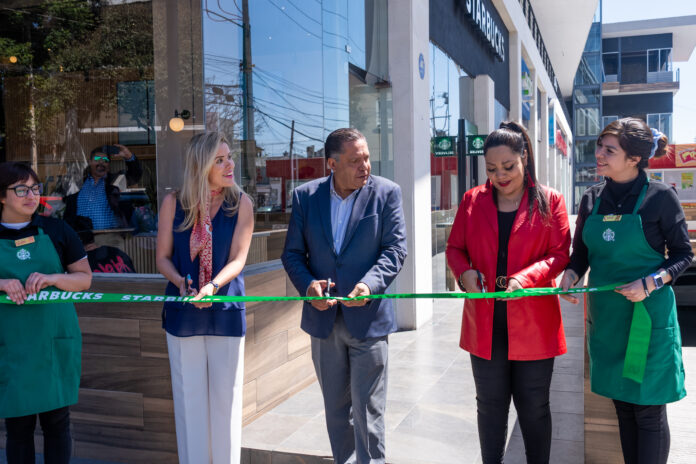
[[4, 406, 72, 464], [470, 306, 555, 464], [613, 400, 670, 464]]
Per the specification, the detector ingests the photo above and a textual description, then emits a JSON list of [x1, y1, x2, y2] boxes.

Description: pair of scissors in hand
[[475, 271, 487, 293]]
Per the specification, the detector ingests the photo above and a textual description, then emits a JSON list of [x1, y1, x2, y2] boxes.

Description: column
[[388, 0, 432, 329], [528, 70, 538, 179], [474, 75, 495, 186], [539, 90, 549, 185], [509, 32, 522, 123]]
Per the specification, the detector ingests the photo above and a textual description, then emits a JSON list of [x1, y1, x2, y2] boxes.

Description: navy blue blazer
[[281, 174, 407, 339]]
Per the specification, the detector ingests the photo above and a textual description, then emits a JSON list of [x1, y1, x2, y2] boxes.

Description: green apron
[[584, 182, 686, 405], [0, 228, 82, 418]]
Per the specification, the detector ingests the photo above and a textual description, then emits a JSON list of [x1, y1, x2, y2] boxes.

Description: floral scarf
[[189, 190, 221, 289]]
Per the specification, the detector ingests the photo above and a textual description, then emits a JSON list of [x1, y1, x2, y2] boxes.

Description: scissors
[[325, 278, 332, 297], [476, 270, 487, 293]]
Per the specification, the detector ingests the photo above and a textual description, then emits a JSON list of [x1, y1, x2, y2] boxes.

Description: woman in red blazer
[[446, 121, 571, 464]]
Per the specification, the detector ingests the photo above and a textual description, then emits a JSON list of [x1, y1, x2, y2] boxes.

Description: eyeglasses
[[7, 184, 43, 198], [93, 156, 110, 162]]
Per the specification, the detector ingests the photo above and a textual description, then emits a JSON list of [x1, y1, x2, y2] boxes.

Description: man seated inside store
[[74, 216, 137, 273], [64, 143, 142, 230]]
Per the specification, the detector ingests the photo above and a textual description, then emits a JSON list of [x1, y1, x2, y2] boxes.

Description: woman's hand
[[459, 270, 483, 293], [24, 272, 57, 295], [1, 278, 27, 304], [615, 278, 652, 303], [178, 275, 194, 297], [559, 269, 580, 304], [190, 282, 214, 309], [501, 277, 523, 301]]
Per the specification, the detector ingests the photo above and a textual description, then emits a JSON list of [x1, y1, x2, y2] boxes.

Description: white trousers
[[166, 333, 245, 464]]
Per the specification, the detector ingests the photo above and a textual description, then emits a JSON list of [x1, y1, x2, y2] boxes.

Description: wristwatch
[[651, 272, 666, 291], [208, 281, 220, 295]]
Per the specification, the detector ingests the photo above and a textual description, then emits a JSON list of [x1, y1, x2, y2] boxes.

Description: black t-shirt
[[493, 209, 517, 335], [569, 170, 694, 280], [88, 246, 136, 273], [0, 215, 86, 270]]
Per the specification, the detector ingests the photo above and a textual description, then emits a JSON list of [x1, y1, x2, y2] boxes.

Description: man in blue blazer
[[282, 128, 407, 464]]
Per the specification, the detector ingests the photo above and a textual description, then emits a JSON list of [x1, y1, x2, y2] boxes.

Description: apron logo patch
[[602, 228, 615, 242], [16, 248, 31, 260]]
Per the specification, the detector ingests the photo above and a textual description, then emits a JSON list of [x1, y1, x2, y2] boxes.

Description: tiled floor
[[241, 295, 586, 464]]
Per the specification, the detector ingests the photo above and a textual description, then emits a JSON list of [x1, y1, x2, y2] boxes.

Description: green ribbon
[[622, 301, 652, 384], [1, 284, 619, 305]]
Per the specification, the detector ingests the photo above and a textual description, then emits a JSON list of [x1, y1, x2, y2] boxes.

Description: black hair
[[73, 215, 96, 245], [324, 128, 366, 160], [0, 162, 41, 215], [598, 117, 668, 169], [483, 121, 550, 221]]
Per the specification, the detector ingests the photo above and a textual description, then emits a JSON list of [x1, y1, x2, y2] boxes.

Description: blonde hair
[[177, 131, 242, 231]]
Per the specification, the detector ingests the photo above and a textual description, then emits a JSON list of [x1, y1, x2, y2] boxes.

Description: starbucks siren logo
[[602, 228, 615, 242], [437, 138, 452, 151], [17, 248, 31, 260], [472, 137, 485, 150]]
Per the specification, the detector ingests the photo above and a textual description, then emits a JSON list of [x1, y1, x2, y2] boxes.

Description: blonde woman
[[156, 132, 253, 464]]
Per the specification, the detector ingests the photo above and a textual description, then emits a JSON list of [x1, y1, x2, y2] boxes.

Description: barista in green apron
[[560, 119, 693, 464], [0, 162, 92, 464]]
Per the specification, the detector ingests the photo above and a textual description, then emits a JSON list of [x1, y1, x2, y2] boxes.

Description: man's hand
[[559, 269, 580, 304], [113, 143, 133, 161], [343, 282, 371, 307], [307, 280, 336, 310], [1, 278, 27, 305]]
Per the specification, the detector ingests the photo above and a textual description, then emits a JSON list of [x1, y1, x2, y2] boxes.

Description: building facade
[[0, 0, 594, 459]]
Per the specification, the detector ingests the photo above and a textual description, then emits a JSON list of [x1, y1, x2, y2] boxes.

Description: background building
[[570, 9, 696, 211]]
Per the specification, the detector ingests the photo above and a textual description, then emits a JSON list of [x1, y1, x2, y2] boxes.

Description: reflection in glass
[[202, 0, 391, 261], [0, 1, 157, 273]]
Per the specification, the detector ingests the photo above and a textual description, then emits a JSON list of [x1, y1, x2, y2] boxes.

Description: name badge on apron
[[14, 236, 35, 247], [602, 214, 622, 222]]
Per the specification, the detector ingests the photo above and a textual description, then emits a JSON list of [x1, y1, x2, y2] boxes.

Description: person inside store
[[560, 118, 692, 464], [156, 132, 253, 464], [64, 143, 142, 230], [74, 216, 136, 273], [0, 162, 92, 464], [446, 121, 571, 464]]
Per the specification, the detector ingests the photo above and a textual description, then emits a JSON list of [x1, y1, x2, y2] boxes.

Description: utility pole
[[241, 0, 256, 196]]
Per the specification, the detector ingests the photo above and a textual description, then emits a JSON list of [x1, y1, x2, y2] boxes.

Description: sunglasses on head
[[93, 155, 110, 162]]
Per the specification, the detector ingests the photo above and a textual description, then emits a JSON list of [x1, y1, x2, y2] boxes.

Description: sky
[[602, 0, 696, 143]]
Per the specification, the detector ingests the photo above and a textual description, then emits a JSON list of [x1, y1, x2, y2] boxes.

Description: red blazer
[[446, 181, 571, 360]]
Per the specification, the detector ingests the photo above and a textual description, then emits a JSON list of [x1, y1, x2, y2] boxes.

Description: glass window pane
[[1, 1, 157, 273], [648, 50, 659, 73], [647, 113, 659, 129], [660, 113, 672, 140], [603, 52, 618, 77], [575, 140, 597, 164], [203, 0, 391, 259], [660, 49, 672, 72], [574, 87, 600, 105]]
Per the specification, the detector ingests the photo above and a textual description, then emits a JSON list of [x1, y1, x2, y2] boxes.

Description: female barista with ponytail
[[560, 118, 692, 464], [447, 121, 571, 463], [0, 162, 92, 463]]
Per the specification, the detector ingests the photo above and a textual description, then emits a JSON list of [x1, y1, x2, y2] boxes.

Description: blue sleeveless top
[[162, 200, 246, 337]]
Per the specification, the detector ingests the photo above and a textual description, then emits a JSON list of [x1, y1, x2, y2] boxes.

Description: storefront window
[[1, 1, 157, 274], [202, 0, 391, 264]]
